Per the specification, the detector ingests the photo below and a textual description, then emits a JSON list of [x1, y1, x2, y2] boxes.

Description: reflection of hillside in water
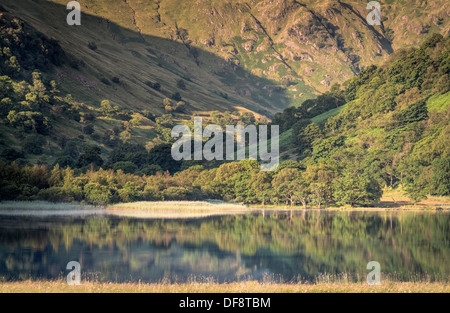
[[0, 211, 449, 283]]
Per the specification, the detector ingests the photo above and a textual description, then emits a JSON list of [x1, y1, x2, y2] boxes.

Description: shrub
[[23, 135, 45, 155], [100, 78, 111, 85], [164, 186, 188, 200], [118, 182, 140, 202], [100, 100, 119, 118], [84, 183, 113, 205], [88, 42, 98, 51], [83, 112, 96, 122], [53, 156, 75, 168], [142, 110, 155, 121], [171, 92, 182, 101], [82, 124, 95, 135], [177, 79, 186, 90], [145, 81, 161, 91], [112, 161, 138, 174], [76, 146, 103, 168], [7, 111, 50, 134], [142, 164, 163, 176], [0, 148, 25, 161]]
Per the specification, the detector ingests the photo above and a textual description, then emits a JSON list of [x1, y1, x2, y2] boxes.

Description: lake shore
[[0, 190, 449, 218], [1, 280, 448, 293]]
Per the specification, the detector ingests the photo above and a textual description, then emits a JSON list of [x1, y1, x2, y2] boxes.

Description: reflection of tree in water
[[0, 212, 448, 282]]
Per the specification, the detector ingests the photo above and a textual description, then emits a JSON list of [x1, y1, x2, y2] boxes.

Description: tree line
[[272, 33, 450, 202], [0, 158, 383, 207]]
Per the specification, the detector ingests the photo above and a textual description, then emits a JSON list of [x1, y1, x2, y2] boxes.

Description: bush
[[88, 42, 98, 51], [145, 81, 161, 91], [23, 135, 45, 155], [100, 78, 111, 85], [0, 148, 24, 161], [142, 110, 155, 121], [118, 182, 140, 202], [37, 187, 72, 202], [53, 156, 75, 168], [177, 79, 186, 90], [431, 158, 450, 196], [163, 186, 188, 200], [112, 77, 120, 84], [171, 92, 182, 101], [82, 124, 95, 135], [112, 161, 138, 174], [153, 82, 161, 91], [397, 100, 428, 125], [84, 183, 113, 205], [100, 100, 119, 118], [142, 164, 163, 176], [83, 112, 96, 122], [7, 111, 51, 134], [76, 146, 103, 168]]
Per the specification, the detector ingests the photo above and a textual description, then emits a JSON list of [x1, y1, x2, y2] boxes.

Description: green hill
[[277, 33, 449, 201], [0, 0, 448, 170]]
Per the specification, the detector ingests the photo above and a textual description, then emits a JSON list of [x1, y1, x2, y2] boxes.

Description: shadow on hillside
[[2, 0, 294, 118]]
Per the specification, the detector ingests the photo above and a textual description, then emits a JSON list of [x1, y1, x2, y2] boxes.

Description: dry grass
[[107, 201, 253, 218], [1, 280, 448, 293], [380, 189, 450, 207], [250, 189, 450, 211], [108, 200, 249, 210]]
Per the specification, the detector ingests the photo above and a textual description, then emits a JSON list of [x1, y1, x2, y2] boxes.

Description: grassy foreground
[[1, 281, 449, 293]]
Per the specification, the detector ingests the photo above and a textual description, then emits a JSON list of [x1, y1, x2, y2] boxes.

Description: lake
[[0, 210, 448, 283]]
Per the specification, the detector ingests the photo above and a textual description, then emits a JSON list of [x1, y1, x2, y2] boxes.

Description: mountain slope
[[30, 0, 450, 99], [276, 34, 450, 200], [0, 0, 448, 167], [1, 0, 292, 115], [3, 0, 449, 109]]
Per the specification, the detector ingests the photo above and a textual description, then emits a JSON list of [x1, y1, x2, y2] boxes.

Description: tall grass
[[108, 200, 249, 211], [107, 200, 252, 218]]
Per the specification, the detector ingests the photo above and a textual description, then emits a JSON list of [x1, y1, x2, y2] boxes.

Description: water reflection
[[0, 211, 448, 283]]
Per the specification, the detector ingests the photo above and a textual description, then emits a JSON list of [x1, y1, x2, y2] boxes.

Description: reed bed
[[108, 200, 249, 211]]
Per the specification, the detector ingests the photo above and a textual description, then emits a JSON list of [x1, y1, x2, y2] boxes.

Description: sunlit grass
[[107, 200, 252, 218], [108, 200, 249, 211], [1, 280, 448, 293], [311, 103, 349, 124], [249, 188, 450, 211]]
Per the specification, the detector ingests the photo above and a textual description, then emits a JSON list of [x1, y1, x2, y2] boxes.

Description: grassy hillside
[[2, 0, 448, 113], [29, 0, 449, 98], [0, 0, 448, 170], [0, 1, 288, 165], [1, 0, 290, 114]]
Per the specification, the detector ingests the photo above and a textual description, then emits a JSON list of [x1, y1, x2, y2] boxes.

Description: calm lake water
[[0, 210, 449, 283]]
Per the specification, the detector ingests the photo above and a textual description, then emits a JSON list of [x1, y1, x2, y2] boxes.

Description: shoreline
[[0, 200, 448, 216]]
